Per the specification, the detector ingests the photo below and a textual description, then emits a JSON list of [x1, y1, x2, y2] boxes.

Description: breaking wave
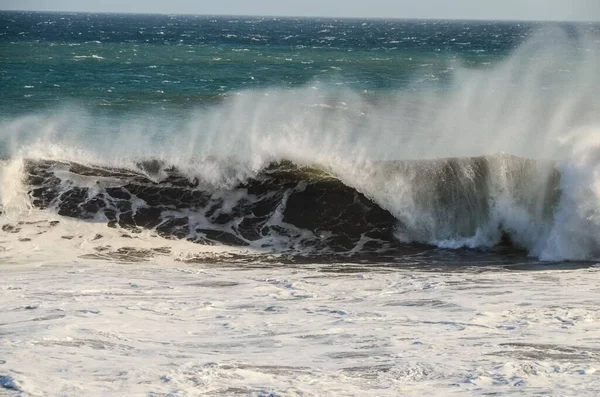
[[3, 153, 588, 261], [1, 28, 600, 262]]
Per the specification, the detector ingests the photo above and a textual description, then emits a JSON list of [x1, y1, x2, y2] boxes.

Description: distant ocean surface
[[0, 12, 596, 114]]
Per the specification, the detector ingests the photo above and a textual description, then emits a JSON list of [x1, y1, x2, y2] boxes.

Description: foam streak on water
[[1, 259, 600, 396]]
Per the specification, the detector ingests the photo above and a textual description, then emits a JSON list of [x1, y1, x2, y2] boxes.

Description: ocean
[[1, 11, 600, 396]]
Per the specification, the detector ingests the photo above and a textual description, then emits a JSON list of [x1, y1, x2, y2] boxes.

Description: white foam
[[1, 257, 599, 395]]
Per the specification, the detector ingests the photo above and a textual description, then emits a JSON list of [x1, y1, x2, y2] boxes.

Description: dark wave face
[[26, 159, 401, 253], [24, 157, 554, 255]]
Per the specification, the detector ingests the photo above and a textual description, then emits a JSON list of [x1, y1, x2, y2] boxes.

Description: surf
[[1, 27, 599, 261], [8, 154, 562, 257]]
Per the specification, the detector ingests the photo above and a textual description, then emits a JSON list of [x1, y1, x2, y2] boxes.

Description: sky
[[1, 0, 599, 22]]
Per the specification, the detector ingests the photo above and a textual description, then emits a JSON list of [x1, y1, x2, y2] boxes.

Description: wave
[[7, 148, 599, 261], [2, 29, 600, 261], [15, 155, 555, 255]]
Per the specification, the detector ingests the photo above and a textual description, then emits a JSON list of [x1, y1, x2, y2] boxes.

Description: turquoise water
[[3, 12, 596, 115]]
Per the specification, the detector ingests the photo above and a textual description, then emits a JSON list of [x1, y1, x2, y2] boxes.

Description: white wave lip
[[1, 28, 600, 261]]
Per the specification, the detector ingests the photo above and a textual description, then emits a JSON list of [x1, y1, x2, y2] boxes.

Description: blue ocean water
[[1, 11, 596, 115]]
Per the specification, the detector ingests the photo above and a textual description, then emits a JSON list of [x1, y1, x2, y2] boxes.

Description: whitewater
[[1, 12, 600, 396]]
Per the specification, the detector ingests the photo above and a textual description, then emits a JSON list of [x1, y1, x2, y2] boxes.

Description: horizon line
[[0, 8, 598, 24]]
